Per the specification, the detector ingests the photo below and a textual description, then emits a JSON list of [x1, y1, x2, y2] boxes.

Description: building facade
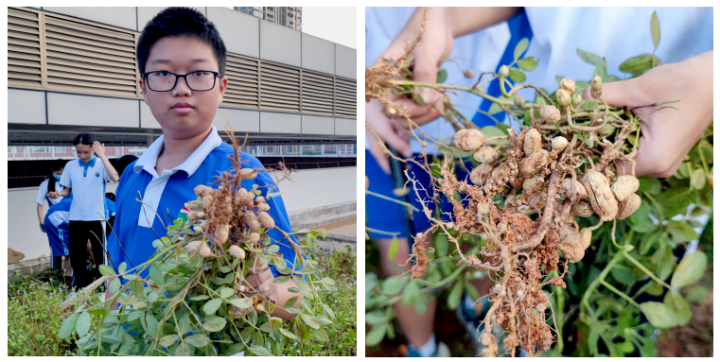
[[236, 6, 302, 31]]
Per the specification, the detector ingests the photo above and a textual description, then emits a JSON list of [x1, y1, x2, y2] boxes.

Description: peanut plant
[[365, 10, 712, 357]]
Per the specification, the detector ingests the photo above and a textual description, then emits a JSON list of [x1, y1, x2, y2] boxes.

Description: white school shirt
[[60, 158, 111, 221], [36, 178, 64, 206], [132, 126, 223, 228], [365, 7, 511, 155], [520, 7, 713, 100]]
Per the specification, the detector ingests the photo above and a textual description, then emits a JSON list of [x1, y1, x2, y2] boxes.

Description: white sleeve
[[36, 179, 48, 205], [60, 162, 72, 188]]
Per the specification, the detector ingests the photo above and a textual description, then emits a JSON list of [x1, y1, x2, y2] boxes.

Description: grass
[[8, 268, 77, 356], [284, 246, 358, 356]]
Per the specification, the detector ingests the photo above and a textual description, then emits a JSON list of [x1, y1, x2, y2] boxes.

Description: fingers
[[582, 78, 644, 109], [368, 136, 392, 174]]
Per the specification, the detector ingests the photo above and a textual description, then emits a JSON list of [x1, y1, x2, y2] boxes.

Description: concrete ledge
[[9, 257, 52, 279], [288, 200, 356, 225], [299, 232, 356, 255]]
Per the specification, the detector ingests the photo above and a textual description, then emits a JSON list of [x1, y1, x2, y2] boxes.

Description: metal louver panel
[[8, 8, 42, 88], [301, 70, 334, 116], [260, 62, 300, 113], [222, 53, 259, 109], [334, 77, 356, 118], [44, 14, 139, 98]]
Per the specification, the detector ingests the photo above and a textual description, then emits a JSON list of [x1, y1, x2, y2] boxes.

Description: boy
[[106, 7, 301, 320], [44, 194, 73, 280]]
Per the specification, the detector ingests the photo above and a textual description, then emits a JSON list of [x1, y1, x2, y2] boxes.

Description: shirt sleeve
[[36, 179, 48, 205], [60, 162, 72, 189]]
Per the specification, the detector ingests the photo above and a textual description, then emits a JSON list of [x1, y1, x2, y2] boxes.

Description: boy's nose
[[171, 77, 193, 97]]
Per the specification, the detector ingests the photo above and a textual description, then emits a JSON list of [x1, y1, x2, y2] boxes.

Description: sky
[[301, 7, 357, 49]]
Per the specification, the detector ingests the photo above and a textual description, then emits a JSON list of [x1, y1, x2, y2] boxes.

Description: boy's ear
[[217, 76, 228, 105], [139, 78, 148, 103]]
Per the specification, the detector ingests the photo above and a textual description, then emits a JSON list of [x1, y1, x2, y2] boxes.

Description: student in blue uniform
[[48, 133, 120, 289], [106, 7, 301, 320], [44, 194, 73, 278], [36, 159, 66, 233]]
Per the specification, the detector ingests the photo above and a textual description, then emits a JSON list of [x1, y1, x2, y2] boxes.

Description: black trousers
[[69, 220, 106, 289]]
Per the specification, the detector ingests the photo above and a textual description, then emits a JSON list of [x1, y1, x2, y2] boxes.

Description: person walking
[[48, 133, 120, 289]]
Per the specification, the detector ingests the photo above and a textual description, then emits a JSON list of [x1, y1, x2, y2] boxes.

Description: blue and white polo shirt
[[60, 156, 111, 221], [44, 195, 73, 261], [108, 126, 299, 278]]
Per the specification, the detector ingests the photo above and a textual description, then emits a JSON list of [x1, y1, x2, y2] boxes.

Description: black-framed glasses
[[142, 70, 220, 92]]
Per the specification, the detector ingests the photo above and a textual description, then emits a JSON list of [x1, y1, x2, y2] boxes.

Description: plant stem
[[643, 192, 665, 222], [599, 279, 641, 309], [622, 251, 673, 290], [580, 251, 623, 323], [388, 79, 515, 106], [365, 190, 419, 212]]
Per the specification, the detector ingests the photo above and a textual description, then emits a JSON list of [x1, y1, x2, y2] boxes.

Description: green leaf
[[582, 101, 599, 111], [593, 66, 609, 82], [656, 187, 695, 217], [481, 126, 509, 146], [671, 251, 707, 288], [365, 323, 387, 346], [293, 275, 312, 295], [279, 328, 297, 339], [576, 48, 606, 68], [175, 342, 190, 356], [685, 286, 708, 303], [202, 315, 227, 332], [159, 334, 179, 348], [203, 298, 223, 315], [610, 266, 635, 285], [651, 11, 661, 50], [219, 287, 235, 299], [118, 262, 127, 275], [382, 276, 408, 295], [388, 237, 399, 259], [141, 312, 159, 338], [186, 333, 211, 348], [314, 315, 333, 325], [436, 69, 448, 84], [508, 68, 526, 83], [514, 38, 529, 60], [639, 301, 677, 329], [312, 328, 329, 342], [618, 54, 660, 75], [284, 296, 299, 309], [488, 102, 503, 115], [664, 291, 691, 326], [667, 220, 699, 243], [190, 295, 210, 301], [229, 298, 253, 309], [402, 279, 421, 306], [301, 314, 320, 329], [249, 345, 271, 356], [75, 311, 92, 336], [99, 264, 116, 277], [447, 280, 464, 310], [322, 303, 335, 320], [516, 56, 539, 71], [273, 275, 291, 284], [109, 277, 121, 294], [691, 168, 707, 189]]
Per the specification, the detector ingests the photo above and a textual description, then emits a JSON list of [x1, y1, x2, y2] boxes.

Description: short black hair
[[52, 159, 66, 171], [73, 133, 96, 146], [105, 192, 116, 202], [137, 7, 227, 78], [115, 155, 139, 177]]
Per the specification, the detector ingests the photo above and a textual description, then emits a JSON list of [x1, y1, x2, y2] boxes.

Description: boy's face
[[140, 36, 227, 140]]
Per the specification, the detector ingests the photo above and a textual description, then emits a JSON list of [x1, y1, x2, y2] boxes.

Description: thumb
[[582, 78, 643, 108], [412, 62, 443, 106]]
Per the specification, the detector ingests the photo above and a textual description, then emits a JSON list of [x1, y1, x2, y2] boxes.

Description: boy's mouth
[[172, 102, 194, 115]]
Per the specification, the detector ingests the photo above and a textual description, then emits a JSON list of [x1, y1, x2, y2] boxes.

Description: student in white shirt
[[48, 133, 120, 289], [36, 159, 66, 233]]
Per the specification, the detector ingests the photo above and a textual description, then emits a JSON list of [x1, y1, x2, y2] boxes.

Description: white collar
[[134, 126, 223, 178]]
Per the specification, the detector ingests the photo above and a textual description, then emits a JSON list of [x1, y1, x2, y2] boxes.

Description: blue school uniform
[[44, 195, 73, 266], [108, 126, 299, 277], [60, 156, 111, 221]]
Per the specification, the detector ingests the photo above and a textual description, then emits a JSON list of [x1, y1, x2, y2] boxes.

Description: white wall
[[7, 167, 355, 262], [302, 7, 357, 49]]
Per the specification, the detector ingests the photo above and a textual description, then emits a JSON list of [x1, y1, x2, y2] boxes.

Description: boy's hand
[[92, 141, 107, 159], [583, 51, 713, 178], [375, 8, 453, 127], [39, 223, 46, 233], [48, 191, 61, 198], [367, 99, 414, 174], [242, 256, 278, 306]]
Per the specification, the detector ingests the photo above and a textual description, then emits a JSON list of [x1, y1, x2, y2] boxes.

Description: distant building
[[236, 6, 302, 31]]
